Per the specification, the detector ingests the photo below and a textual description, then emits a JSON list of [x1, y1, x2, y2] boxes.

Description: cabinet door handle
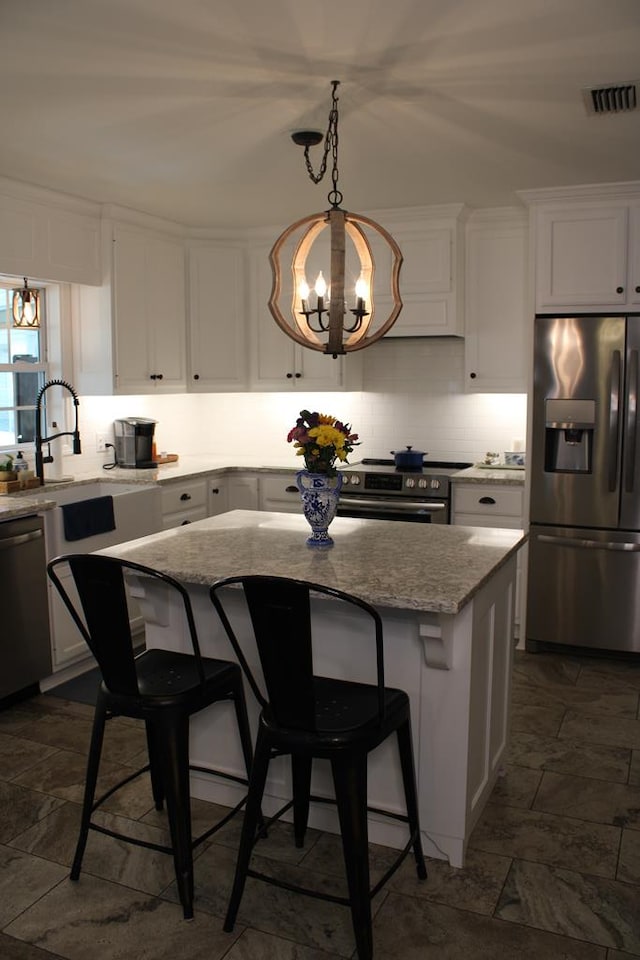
[[180, 519, 191, 525], [469, 372, 477, 379], [636, 285, 640, 294], [285, 485, 298, 493], [150, 374, 156, 380], [180, 492, 192, 501], [286, 372, 293, 379], [211, 487, 219, 495], [156, 373, 164, 380], [616, 286, 625, 295], [479, 496, 496, 505], [193, 374, 200, 380], [294, 372, 302, 378]]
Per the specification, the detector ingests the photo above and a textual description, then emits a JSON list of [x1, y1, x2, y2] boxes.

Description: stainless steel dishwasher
[[0, 514, 52, 701]]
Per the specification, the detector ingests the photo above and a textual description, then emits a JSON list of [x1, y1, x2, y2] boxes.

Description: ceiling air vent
[[583, 82, 638, 115]]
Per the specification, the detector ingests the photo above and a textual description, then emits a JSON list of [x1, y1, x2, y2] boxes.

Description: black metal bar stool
[[48, 553, 255, 920], [210, 574, 427, 959]]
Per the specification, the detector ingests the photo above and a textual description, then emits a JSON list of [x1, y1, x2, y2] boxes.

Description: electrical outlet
[[96, 433, 108, 453]]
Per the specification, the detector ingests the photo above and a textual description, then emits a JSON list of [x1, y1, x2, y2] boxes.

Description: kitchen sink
[[15, 481, 150, 507], [10, 480, 164, 556]]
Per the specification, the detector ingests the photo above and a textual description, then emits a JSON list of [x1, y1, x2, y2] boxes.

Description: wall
[[62, 337, 527, 474]]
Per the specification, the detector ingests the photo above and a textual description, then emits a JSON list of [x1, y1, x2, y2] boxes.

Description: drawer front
[[453, 512, 522, 530], [161, 479, 207, 515], [453, 484, 523, 519], [162, 506, 208, 529], [260, 475, 299, 511]]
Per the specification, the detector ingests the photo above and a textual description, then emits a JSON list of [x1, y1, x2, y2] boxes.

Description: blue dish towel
[[61, 495, 116, 542]]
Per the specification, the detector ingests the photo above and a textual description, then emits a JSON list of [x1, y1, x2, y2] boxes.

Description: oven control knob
[[430, 479, 440, 490], [342, 475, 350, 485], [349, 475, 361, 486], [405, 477, 416, 488], [418, 478, 428, 489]]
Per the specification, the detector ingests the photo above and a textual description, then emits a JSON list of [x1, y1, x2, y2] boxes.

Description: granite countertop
[[0, 456, 296, 522], [0, 456, 525, 523], [451, 466, 526, 486], [0, 495, 56, 521], [100, 509, 525, 616]]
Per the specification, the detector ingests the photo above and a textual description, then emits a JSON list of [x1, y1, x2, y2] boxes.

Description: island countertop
[[102, 509, 525, 615]]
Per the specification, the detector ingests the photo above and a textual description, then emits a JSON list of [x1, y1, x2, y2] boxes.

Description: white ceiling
[[2, 0, 639, 229]]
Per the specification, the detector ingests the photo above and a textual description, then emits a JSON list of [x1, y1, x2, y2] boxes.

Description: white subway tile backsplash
[[69, 338, 526, 472]]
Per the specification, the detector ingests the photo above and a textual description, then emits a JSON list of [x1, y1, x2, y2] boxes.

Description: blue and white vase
[[296, 470, 343, 547]]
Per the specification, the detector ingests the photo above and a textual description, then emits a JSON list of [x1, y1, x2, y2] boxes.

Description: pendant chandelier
[[268, 81, 403, 358], [12, 277, 41, 328]]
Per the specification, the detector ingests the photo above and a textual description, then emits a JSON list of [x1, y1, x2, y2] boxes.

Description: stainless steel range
[[338, 458, 472, 524]]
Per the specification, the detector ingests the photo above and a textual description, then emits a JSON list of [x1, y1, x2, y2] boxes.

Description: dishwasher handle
[[0, 527, 44, 551]]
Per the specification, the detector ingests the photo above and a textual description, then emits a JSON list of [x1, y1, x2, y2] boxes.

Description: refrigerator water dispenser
[[544, 398, 595, 473]]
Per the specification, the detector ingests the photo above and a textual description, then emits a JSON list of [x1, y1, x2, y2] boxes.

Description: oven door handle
[[339, 497, 447, 513]]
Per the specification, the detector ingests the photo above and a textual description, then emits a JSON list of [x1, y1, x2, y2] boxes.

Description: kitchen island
[[101, 509, 525, 868]]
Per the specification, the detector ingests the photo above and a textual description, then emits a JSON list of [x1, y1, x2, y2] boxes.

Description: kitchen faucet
[[35, 379, 82, 486]]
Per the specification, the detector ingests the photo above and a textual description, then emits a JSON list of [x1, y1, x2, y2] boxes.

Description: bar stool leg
[[158, 713, 194, 919], [231, 680, 254, 781], [145, 719, 165, 811], [71, 695, 108, 881], [331, 754, 373, 960], [396, 719, 428, 879], [224, 728, 271, 933], [291, 755, 312, 848]]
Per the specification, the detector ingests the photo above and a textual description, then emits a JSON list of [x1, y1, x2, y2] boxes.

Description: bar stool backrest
[[47, 554, 205, 698], [211, 575, 386, 732]]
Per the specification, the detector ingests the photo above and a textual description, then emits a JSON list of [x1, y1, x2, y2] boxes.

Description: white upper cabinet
[[464, 208, 528, 392], [112, 224, 186, 393], [187, 243, 248, 391], [73, 219, 187, 395], [378, 205, 467, 338], [247, 241, 363, 391], [523, 185, 640, 312], [0, 180, 101, 285]]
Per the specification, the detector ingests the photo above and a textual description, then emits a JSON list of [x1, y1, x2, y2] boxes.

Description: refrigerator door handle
[[537, 533, 640, 552], [609, 349, 622, 493], [625, 349, 638, 493]]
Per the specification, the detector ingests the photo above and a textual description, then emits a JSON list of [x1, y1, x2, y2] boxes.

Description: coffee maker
[[113, 417, 157, 469]]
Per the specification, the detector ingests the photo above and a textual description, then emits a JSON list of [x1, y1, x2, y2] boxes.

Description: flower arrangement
[[287, 409, 359, 476]]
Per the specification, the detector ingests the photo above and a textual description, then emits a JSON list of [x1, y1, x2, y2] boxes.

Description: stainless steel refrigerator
[[527, 314, 640, 655]]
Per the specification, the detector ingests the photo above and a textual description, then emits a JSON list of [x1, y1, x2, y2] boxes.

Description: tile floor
[[1, 649, 640, 959]]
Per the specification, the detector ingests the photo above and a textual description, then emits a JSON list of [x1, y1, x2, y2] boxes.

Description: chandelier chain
[[303, 80, 343, 208]]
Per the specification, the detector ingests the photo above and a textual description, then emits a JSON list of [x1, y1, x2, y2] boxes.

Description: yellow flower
[[318, 413, 336, 425], [308, 425, 345, 449]]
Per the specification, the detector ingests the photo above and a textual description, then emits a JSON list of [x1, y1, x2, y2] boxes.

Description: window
[[0, 281, 48, 450]]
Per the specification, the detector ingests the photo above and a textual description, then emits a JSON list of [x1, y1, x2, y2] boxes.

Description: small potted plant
[[0, 454, 17, 482]]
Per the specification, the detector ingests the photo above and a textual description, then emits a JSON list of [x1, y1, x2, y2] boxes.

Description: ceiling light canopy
[[12, 278, 41, 328], [268, 81, 403, 358]]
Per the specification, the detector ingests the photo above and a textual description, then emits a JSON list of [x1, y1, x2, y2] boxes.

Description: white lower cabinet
[[161, 478, 208, 529], [227, 474, 259, 511], [452, 483, 523, 529], [452, 481, 525, 637], [259, 473, 300, 513], [207, 475, 229, 516]]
